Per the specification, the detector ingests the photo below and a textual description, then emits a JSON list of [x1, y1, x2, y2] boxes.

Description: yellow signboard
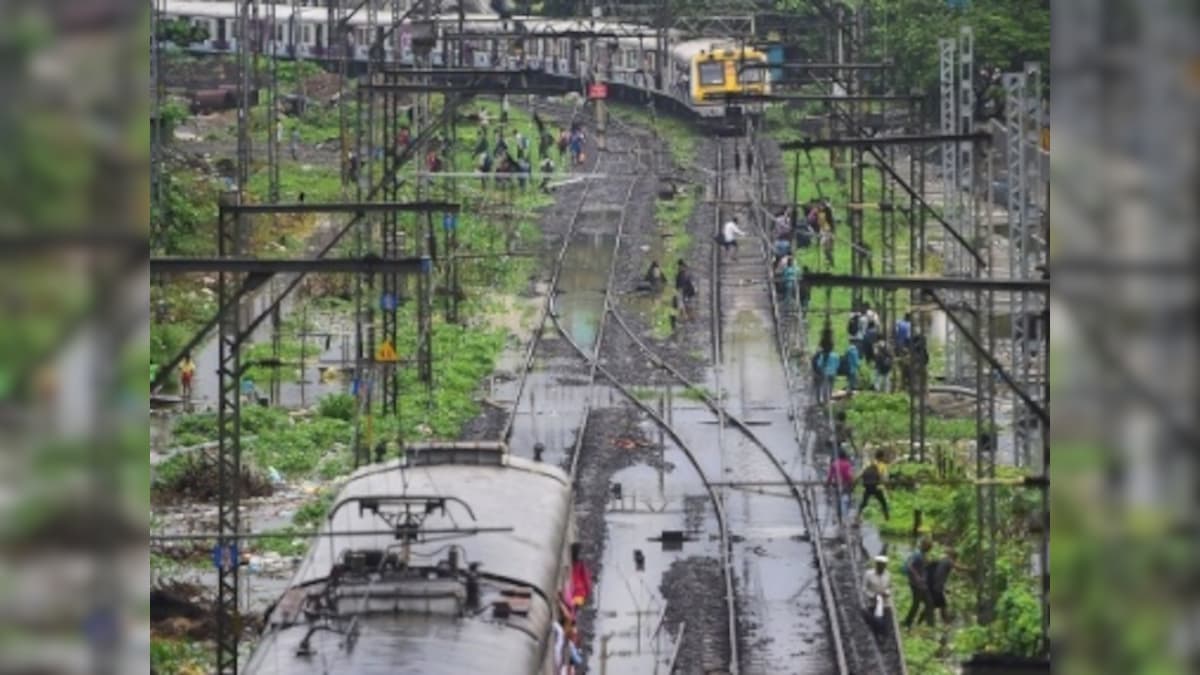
[[376, 340, 398, 362]]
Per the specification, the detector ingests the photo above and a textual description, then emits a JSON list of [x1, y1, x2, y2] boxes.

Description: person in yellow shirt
[[179, 353, 196, 400], [857, 450, 890, 521]]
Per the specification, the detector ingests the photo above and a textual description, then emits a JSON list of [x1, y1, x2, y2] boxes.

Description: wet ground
[[715, 148, 835, 675], [758, 138, 907, 675]]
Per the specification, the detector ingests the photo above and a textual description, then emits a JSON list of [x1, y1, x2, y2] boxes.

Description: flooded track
[[483, 105, 739, 673]]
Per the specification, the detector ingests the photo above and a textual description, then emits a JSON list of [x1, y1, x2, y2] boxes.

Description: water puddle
[[555, 231, 616, 351], [589, 463, 720, 675]]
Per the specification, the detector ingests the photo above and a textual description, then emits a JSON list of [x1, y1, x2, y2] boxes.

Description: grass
[[254, 525, 311, 558], [840, 391, 1043, 673], [151, 638, 212, 675], [607, 103, 698, 167]]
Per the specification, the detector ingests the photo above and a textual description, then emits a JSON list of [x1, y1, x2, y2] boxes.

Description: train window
[[740, 61, 763, 83], [698, 61, 724, 86]]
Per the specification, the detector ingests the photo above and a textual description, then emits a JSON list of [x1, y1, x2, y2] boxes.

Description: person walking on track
[[718, 217, 746, 261]]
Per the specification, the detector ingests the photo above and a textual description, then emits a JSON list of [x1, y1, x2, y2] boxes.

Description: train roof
[[672, 38, 768, 61], [162, 0, 503, 26], [248, 613, 549, 675], [288, 452, 570, 588], [244, 450, 572, 675]]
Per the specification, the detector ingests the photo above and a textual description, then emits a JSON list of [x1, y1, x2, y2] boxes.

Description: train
[[158, 0, 770, 118], [242, 443, 577, 674]]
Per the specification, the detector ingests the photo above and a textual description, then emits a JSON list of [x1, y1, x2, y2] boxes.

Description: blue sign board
[[212, 543, 239, 571], [380, 292, 397, 311], [443, 213, 457, 231]]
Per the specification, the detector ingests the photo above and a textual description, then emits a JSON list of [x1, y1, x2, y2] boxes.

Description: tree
[[157, 17, 209, 46], [859, 0, 1049, 98]]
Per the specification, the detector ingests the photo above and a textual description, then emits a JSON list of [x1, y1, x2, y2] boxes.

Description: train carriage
[[243, 445, 575, 675], [159, 0, 771, 121], [672, 39, 770, 117]]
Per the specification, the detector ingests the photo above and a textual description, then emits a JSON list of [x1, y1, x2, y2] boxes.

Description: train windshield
[[739, 59, 764, 83], [698, 61, 725, 86]]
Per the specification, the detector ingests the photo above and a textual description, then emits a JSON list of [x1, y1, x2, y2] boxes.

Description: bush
[[317, 393, 355, 421]]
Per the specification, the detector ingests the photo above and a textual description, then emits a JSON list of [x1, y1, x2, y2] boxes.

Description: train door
[[216, 18, 227, 47]]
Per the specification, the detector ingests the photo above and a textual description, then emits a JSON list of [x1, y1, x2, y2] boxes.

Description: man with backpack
[[893, 312, 913, 354], [847, 307, 864, 350], [874, 341, 894, 392], [862, 320, 880, 365], [814, 348, 840, 405], [925, 546, 958, 626], [843, 341, 861, 392], [857, 450, 890, 521], [674, 260, 697, 321], [903, 538, 935, 628]]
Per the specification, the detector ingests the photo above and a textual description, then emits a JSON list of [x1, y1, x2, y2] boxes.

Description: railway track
[[740, 133, 908, 675], [496, 103, 741, 672]]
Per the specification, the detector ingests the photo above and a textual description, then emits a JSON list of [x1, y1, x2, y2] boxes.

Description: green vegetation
[[859, 0, 1049, 98], [608, 104, 698, 168], [771, 0, 1048, 99], [157, 17, 209, 46], [293, 488, 337, 528], [845, 392, 976, 454], [841, 391, 1042, 673], [767, 105, 914, 354], [255, 525, 311, 558], [243, 338, 313, 384], [150, 638, 212, 675]]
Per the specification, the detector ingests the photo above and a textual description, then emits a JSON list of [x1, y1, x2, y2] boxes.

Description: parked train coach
[[158, 0, 772, 119], [242, 444, 575, 675]]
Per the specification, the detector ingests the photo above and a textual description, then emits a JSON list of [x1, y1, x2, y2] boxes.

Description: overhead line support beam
[[219, 201, 459, 215], [802, 273, 1048, 293], [778, 131, 991, 150]]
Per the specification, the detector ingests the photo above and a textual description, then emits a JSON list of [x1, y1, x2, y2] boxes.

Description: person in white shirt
[[863, 555, 892, 636], [720, 216, 746, 260]]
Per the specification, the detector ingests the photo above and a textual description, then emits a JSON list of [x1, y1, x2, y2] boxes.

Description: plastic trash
[[267, 466, 283, 485]]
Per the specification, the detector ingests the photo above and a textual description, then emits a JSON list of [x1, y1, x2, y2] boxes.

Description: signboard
[[442, 213, 457, 231], [212, 543, 238, 571], [376, 340, 398, 363], [399, 27, 411, 53], [380, 292, 397, 312], [587, 82, 608, 100]]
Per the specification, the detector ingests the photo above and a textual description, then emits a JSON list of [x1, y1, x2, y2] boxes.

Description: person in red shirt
[[826, 448, 855, 522], [569, 543, 591, 608]]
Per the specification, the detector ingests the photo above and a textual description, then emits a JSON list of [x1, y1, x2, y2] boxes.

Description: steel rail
[[548, 312, 739, 675], [537, 120, 740, 674], [498, 104, 602, 445], [744, 134, 904, 675]]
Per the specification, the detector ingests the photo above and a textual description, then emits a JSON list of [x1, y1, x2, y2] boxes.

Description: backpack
[[837, 355, 850, 377], [876, 350, 893, 372], [847, 314, 861, 337], [795, 224, 813, 248], [811, 352, 823, 375], [861, 462, 881, 486]]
